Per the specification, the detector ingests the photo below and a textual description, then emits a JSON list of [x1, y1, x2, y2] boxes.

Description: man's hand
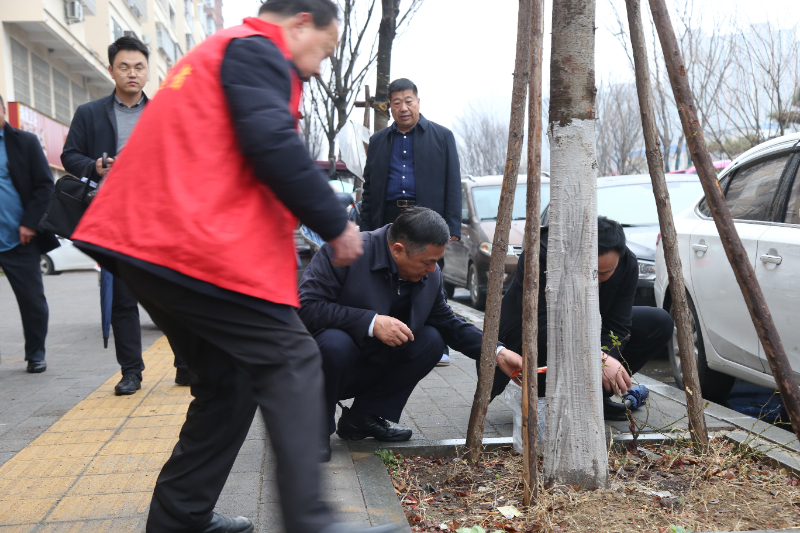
[[95, 156, 115, 177], [329, 222, 363, 267], [19, 226, 36, 245], [373, 315, 414, 347], [496, 348, 523, 386], [602, 353, 632, 395], [449, 236, 458, 242]]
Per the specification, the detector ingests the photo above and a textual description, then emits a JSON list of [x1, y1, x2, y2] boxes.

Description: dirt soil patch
[[382, 437, 800, 533]]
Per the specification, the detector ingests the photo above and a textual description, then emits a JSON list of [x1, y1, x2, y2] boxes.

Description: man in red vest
[[72, 1, 391, 532]]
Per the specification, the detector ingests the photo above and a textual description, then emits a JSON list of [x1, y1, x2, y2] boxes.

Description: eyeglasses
[[116, 66, 147, 75]]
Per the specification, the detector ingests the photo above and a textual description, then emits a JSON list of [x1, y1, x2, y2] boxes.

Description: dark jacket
[[3, 123, 58, 254], [498, 227, 639, 357], [61, 91, 148, 182], [298, 225, 484, 358], [361, 115, 462, 238]]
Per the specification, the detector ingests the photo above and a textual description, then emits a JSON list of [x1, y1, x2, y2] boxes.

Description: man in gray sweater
[[62, 36, 188, 394]]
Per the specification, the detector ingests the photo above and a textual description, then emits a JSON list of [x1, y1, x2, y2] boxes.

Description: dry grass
[[385, 436, 800, 533]]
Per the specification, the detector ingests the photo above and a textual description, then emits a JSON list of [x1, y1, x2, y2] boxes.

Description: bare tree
[[453, 105, 510, 176], [545, 0, 607, 489], [595, 82, 646, 176], [301, 93, 326, 161], [310, 0, 379, 159]]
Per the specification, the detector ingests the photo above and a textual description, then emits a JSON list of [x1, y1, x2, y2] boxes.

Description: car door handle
[[692, 243, 708, 253], [760, 253, 782, 265]]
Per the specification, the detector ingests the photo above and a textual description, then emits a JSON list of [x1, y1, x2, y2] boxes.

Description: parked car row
[[655, 132, 800, 400]]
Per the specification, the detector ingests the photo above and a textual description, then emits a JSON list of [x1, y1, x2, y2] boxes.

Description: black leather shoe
[[603, 396, 629, 421], [26, 361, 47, 373], [114, 373, 142, 396], [336, 406, 412, 442], [321, 439, 332, 463], [196, 513, 253, 533], [175, 367, 192, 386]]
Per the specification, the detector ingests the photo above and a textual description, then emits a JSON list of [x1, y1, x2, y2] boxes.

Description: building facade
[[0, 0, 212, 176]]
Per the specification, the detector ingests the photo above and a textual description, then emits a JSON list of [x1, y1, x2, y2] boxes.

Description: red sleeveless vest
[[73, 18, 303, 307]]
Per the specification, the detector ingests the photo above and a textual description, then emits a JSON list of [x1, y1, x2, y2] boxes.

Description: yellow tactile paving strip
[[0, 337, 192, 531]]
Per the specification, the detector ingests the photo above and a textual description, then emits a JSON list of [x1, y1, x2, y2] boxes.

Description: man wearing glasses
[[62, 36, 187, 395]]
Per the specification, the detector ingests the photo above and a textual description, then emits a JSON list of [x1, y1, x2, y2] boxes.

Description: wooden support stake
[[649, 0, 800, 442], [521, 0, 544, 506], [625, 0, 708, 449], [465, 0, 533, 463]]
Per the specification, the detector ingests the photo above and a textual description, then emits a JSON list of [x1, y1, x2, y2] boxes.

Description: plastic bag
[[504, 381, 545, 454]]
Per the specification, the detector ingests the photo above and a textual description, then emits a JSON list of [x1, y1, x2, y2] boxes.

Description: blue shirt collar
[[391, 113, 428, 134]]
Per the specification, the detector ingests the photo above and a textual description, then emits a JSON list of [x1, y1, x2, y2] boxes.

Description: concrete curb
[[348, 442, 412, 532]]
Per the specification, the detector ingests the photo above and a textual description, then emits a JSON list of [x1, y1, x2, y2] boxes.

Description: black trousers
[[111, 273, 187, 378], [0, 243, 48, 362], [115, 262, 332, 533], [316, 325, 444, 435], [491, 306, 674, 399]]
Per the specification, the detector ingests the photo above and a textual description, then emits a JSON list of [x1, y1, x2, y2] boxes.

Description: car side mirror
[[462, 215, 471, 224]]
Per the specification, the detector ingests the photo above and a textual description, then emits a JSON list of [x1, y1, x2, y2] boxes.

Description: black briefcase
[[39, 161, 99, 238]]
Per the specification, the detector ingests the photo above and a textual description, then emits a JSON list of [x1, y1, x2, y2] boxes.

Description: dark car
[[540, 174, 704, 307], [442, 175, 551, 309]]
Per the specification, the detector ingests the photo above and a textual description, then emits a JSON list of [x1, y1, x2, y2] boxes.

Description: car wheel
[[668, 295, 735, 401], [444, 282, 456, 299], [468, 263, 486, 310], [40, 255, 59, 276]]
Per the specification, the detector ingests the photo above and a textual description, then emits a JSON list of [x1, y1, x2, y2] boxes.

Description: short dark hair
[[598, 216, 626, 256], [388, 207, 449, 256], [388, 78, 418, 99], [259, 0, 339, 28], [108, 36, 149, 66], [0, 94, 4, 108]]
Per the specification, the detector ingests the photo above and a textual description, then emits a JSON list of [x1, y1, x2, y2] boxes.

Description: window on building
[[31, 54, 53, 117], [53, 69, 71, 124], [204, 0, 213, 7], [170, 5, 177, 28], [111, 16, 124, 42], [71, 81, 86, 116], [10, 39, 31, 106], [186, 33, 195, 51], [206, 14, 214, 35]]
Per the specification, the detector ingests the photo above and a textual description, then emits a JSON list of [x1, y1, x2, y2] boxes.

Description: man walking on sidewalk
[[360, 78, 462, 366], [0, 94, 58, 374], [73, 1, 396, 532], [62, 36, 188, 395]]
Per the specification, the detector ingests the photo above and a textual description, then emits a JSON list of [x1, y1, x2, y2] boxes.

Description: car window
[[471, 183, 551, 221], [722, 155, 789, 221], [595, 180, 704, 225], [462, 187, 470, 220], [784, 173, 800, 225]]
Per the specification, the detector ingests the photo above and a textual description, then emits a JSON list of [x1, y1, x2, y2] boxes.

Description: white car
[[655, 132, 800, 401], [40, 237, 98, 275]]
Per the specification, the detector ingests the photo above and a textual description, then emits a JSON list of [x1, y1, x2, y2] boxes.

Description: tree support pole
[[521, 0, 544, 506], [624, 0, 708, 449], [649, 0, 800, 443], [465, 0, 532, 463]]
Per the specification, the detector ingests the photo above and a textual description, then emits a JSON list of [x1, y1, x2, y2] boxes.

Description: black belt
[[389, 199, 416, 208]]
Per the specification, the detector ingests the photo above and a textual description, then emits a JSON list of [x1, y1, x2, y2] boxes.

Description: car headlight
[[479, 242, 518, 257], [638, 260, 656, 280]]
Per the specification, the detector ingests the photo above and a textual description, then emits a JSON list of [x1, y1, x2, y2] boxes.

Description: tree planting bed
[[382, 438, 800, 533]]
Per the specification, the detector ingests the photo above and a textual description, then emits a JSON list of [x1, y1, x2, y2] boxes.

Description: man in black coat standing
[[360, 78, 462, 366], [491, 216, 674, 420], [61, 36, 187, 395], [299, 208, 522, 461], [0, 94, 59, 373]]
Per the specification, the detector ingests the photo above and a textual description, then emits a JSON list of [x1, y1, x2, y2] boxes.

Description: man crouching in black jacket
[[490, 216, 674, 420]]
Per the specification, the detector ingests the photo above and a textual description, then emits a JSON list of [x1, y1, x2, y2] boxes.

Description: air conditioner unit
[[65, 0, 84, 23], [142, 34, 151, 45], [123, 30, 138, 39]]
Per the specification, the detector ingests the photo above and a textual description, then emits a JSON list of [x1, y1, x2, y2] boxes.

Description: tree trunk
[[465, 0, 532, 463], [625, 0, 709, 449], [522, 0, 545, 505], [374, 0, 400, 132], [544, 0, 607, 489], [649, 0, 800, 443]]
